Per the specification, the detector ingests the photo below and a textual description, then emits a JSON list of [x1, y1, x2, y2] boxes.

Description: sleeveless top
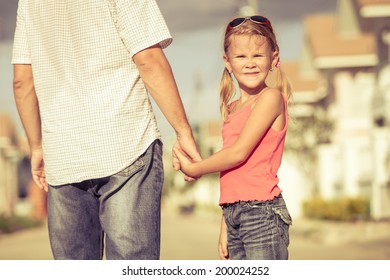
[[219, 93, 288, 205]]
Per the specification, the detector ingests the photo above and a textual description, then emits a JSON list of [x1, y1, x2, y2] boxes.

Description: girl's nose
[[245, 61, 256, 68]]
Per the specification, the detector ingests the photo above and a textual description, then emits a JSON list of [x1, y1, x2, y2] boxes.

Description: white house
[[300, 0, 390, 219]]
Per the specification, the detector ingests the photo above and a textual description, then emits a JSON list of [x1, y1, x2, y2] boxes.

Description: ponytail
[[267, 66, 292, 105], [219, 68, 236, 121]]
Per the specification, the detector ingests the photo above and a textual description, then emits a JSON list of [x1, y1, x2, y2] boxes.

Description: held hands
[[172, 134, 201, 181], [173, 147, 199, 179], [30, 148, 48, 192]]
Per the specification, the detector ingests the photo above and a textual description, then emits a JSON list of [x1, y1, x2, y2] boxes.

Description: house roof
[[203, 121, 222, 138], [282, 62, 325, 103], [0, 113, 18, 146], [304, 14, 378, 68], [358, 0, 390, 17], [359, 0, 390, 4], [283, 62, 320, 92]]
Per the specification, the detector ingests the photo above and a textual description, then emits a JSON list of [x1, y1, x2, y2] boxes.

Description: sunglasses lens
[[229, 18, 246, 28], [251, 16, 269, 23], [226, 15, 272, 33]]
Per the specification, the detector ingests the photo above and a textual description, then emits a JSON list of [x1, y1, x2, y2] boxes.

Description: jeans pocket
[[273, 207, 292, 226], [272, 206, 292, 246], [115, 157, 145, 177]]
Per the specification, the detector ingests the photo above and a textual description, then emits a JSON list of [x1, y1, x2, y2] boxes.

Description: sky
[[0, 0, 338, 139]]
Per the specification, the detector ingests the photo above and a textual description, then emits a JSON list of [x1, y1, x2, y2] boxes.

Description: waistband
[[220, 194, 283, 209]]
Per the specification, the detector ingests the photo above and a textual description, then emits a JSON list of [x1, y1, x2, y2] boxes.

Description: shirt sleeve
[[115, 0, 172, 57], [11, 0, 31, 64]]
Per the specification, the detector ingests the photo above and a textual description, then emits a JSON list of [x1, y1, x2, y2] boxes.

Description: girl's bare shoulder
[[255, 87, 283, 107]]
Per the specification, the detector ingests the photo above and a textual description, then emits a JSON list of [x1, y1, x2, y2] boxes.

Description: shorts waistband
[[220, 194, 283, 209]]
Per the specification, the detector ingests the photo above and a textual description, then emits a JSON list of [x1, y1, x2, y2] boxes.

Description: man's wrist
[[175, 126, 194, 139], [30, 144, 43, 154]]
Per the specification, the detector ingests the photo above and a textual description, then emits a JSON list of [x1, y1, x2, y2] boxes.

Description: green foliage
[[284, 113, 334, 196], [285, 114, 333, 153], [0, 214, 42, 234], [303, 197, 370, 221]]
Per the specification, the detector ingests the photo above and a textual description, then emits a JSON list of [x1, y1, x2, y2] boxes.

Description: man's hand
[[173, 133, 201, 181], [218, 214, 229, 260], [31, 148, 48, 192]]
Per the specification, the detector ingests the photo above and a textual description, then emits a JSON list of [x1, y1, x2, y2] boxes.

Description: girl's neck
[[230, 87, 268, 115], [239, 93, 258, 104], [239, 85, 267, 103]]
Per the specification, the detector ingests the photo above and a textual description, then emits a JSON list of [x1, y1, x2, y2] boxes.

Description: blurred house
[[278, 62, 328, 218], [0, 113, 20, 215], [0, 112, 47, 220], [285, 0, 390, 219]]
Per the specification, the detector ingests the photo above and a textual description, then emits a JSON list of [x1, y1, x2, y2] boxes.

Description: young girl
[[174, 15, 293, 260]]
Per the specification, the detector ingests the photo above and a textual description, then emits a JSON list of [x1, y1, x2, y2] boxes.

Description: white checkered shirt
[[12, 0, 172, 185]]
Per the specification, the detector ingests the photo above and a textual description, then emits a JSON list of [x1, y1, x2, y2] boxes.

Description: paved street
[[0, 207, 390, 260]]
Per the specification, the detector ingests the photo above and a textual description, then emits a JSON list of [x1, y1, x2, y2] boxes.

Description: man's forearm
[[13, 64, 42, 151], [133, 46, 193, 138]]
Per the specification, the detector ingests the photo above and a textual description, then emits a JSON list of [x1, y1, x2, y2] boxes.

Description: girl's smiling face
[[224, 34, 278, 95]]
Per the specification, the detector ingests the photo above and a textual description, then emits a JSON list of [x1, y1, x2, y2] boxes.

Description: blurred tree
[[285, 110, 334, 196]]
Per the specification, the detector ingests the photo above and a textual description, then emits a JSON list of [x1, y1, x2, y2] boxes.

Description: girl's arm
[[174, 88, 285, 178]]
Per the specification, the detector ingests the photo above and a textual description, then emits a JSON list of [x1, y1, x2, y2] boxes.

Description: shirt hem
[[46, 136, 162, 186]]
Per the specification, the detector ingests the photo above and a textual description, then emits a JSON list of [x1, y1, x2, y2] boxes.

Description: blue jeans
[[47, 140, 164, 260], [222, 195, 292, 260]]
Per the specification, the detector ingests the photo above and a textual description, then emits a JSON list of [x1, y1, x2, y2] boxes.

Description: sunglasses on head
[[226, 15, 273, 33]]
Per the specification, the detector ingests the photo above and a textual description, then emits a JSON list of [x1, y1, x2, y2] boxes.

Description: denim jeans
[[47, 140, 164, 260], [222, 194, 292, 260]]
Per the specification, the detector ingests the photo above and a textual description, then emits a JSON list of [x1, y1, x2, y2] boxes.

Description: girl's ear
[[223, 54, 232, 73], [272, 51, 279, 69]]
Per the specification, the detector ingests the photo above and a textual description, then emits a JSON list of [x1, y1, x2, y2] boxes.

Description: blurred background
[[1, 0, 390, 260]]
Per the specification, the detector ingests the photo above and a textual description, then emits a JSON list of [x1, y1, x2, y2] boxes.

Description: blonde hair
[[220, 18, 292, 120]]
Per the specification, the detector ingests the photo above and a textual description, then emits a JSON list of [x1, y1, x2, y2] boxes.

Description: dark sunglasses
[[226, 15, 273, 33]]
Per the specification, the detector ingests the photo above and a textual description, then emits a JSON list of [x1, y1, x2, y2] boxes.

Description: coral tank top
[[219, 94, 288, 205]]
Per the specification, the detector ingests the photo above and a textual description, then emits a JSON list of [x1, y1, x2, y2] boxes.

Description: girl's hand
[[173, 147, 200, 179], [172, 140, 200, 181]]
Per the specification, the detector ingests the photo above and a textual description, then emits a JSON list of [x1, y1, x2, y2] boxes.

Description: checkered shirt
[[12, 0, 172, 185]]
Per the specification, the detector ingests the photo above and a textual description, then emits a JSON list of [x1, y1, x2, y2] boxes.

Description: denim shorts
[[222, 194, 292, 260]]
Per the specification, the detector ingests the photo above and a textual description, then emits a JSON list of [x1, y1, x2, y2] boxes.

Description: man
[[12, 0, 200, 260]]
